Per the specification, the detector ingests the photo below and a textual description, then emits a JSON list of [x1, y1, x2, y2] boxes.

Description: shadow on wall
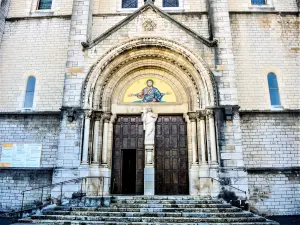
[[266, 216, 300, 225]]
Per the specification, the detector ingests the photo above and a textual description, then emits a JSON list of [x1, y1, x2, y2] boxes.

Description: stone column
[[198, 111, 208, 165], [207, 109, 218, 165], [101, 113, 111, 165], [187, 112, 200, 195], [196, 111, 209, 196], [82, 110, 92, 165], [92, 113, 102, 165], [188, 112, 199, 165]]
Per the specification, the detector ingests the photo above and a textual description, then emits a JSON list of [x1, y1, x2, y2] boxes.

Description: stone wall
[[228, 0, 299, 12], [0, 168, 53, 211], [241, 113, 300, 168], [92, 0, 207, 14], [8, 0, 73, 17], [231, 13, 299, 110], [248, 170, 300, 216], [0, 114, 60, 167], [0, 18, 70, 112], [241, 112, 300, 215]]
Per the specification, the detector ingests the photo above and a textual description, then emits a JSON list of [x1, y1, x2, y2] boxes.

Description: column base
[[189, 165, 200, 196], [144, 167, 155, 195], [199, 164, 210, 197]]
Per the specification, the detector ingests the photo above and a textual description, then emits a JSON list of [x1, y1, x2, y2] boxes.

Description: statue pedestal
[[144, 144, 155, 195]]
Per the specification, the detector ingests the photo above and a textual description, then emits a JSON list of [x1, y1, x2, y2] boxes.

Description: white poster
[[0, 143, 42, 167]]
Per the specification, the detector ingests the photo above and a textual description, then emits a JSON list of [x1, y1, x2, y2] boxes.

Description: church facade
[[0, 0, 299, 216]]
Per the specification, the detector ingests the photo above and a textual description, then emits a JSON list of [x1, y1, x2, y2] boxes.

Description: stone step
[[110, 203, 232, 208], [29, 215, 267, 223], [113, 196, 213, 200], [18, 219, 279, 225], [43, 211, 253, 218], [115, 199, 223, 204], [56, 207, 243, 213]]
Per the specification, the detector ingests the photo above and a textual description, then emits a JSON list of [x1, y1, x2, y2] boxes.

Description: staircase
[[18, 196, 279, 225]]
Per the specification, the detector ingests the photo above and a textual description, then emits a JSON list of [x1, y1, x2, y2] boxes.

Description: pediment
[[82, 2, 217, 49]]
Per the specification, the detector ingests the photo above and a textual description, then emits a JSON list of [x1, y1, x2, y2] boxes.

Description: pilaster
[[0, 0, 10, 44], [63, 0, 93, 107], [208, 0, 237, 105]]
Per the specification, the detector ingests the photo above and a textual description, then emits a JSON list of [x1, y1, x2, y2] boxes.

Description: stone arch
[[82, 37, 218, 111]]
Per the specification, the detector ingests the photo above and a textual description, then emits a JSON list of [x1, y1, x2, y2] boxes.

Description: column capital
[[197, 110, 207, 120], [205, 109, 214, 117], [93, 111, 103, 120], [187, 112, 198, 122], [102, 112, 112, 123], [84, 110, 93, 119]]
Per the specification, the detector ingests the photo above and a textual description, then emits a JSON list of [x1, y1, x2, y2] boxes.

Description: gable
[[82, 2, 217, 49]]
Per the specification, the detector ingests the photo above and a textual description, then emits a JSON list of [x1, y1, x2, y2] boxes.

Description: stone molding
[[81, 3, 217, 49], [82, 37, 219, 110]]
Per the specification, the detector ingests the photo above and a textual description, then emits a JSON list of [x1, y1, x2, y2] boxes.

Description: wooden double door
[[111, 115, 189, 195]]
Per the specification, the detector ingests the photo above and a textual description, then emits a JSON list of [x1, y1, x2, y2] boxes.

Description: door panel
[[155, 115, 189, 195], [112, 116, 144, 195]]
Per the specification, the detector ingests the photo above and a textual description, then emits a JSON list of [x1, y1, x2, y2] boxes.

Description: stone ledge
[[0, 111, 61, 116], [5, 15, 72, 21], [0, 167, 54, 171], [240, 109, 300, 114], [247, 167, 300, 174]]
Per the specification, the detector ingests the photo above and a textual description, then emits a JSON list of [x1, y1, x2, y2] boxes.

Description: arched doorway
[[82, 38, 218, 196]]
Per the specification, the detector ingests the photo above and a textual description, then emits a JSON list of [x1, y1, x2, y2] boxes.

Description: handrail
[[0, 176, 110, 218], [21, 176, 110, 194], [200, 177, 247, 195]]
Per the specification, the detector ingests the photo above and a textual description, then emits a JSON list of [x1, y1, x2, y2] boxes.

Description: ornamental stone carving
[[84, 110, 92, 119], [143, 19, 157, 31], [187, 112, 198, 122], [102, 112, 112, 122]]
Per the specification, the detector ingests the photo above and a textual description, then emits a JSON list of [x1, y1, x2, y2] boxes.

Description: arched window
[[122, 0, 138, 8], [163, 0, 179, 7], [267, 73, 281, 106], [24, 76, 36, 108], [38, 0, 52, 10]]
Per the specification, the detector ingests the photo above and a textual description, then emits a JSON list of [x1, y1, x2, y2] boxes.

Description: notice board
[[0, 143, 42, 167]]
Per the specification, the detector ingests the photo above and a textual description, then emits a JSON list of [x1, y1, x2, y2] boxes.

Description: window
[[24, 76, 36, 108], [38, 0, 52, 10], [267, 73, 281, 106], [163, 0, 179, 7], [122, 0, 138, 8], [251, 0, 266, 5]]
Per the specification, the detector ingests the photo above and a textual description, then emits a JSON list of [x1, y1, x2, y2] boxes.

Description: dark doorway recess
[[122, 149, 136, 194], [111, 115, 144, 195], [155, 115, 189, 195]]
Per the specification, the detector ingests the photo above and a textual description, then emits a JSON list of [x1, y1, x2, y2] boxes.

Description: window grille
[[267, 73, 281, 106], [122, 0, 138, 8], [251, 0, 266, 5], [24, 76, 36, 108], [163, 0, 179, 7], [38, 0, 52, 10]]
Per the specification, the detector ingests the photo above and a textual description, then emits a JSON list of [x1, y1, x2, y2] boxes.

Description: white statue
[[142, 107, 158, 145]]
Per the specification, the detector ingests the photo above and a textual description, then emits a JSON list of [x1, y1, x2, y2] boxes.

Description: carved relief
[[143, 19, 157, 31]]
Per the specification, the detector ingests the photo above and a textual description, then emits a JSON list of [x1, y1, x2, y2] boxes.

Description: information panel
[[0, 143, 42, 167]]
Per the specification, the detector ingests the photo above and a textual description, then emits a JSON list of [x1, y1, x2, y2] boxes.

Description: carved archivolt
[[82, 37, 218, 111]]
